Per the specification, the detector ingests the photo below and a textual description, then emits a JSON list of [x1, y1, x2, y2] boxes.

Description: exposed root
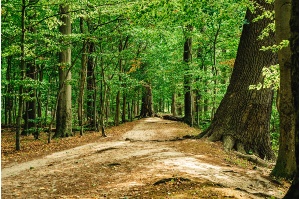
[[234, 151, 271, 167], [153, 177, 191, 185]]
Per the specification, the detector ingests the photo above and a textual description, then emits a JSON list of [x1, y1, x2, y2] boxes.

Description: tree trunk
[[115, 91, 120, 126], [78, 17, 87, 136], [122, 93, 126, 123], [140, 84, 154, 118], [283, 0, 298, 196], [171, 92, 177, 116], [22, 62, 37, 136], [183, 25, 193, 126], [86, 42, 96, 128], [16, 0, 26, 150], [5, 56, 13, 126], [54, 4, 72, 138], [271, 0, 297, 179], [199, 2, 276, 160], [177, 92, 183, 116]]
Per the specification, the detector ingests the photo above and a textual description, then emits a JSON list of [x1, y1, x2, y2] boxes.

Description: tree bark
[[5, 56, 13, 126], [115, 91, 120, 126], [183, 25, 193, 126], [171, 92, 177, 116], [283, 0, 299, 196], [16, 0, 26, 150], [122, 93, 126, 123], [54, 4, 72, 138], [86, 41, 96, 129], [140, 84, 154, 118], [78, 18, 88, 136], [271, 0, 297, 179], [199, 1, 276, 160]]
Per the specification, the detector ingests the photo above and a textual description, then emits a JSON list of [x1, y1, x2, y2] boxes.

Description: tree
[[183, 25, 193, 126], [271, 0, 297, 179], [140, 84, 154, 118], [54, 3, 72, 138], [199, 0, 276, 160], [15, 0, 27, 150], [283, 0, 299, 195], [22, 0, 38, 137]]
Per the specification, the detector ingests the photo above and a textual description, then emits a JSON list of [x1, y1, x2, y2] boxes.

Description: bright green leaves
[[249, 64, 279, 90], [261, 40, 289, 52]]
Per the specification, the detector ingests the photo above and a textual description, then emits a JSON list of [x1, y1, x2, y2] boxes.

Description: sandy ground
[[1, 117, 288, 198]]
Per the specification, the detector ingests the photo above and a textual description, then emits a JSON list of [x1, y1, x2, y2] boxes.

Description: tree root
[[153, 177, 191, 185], [234, 151, 272, 167]]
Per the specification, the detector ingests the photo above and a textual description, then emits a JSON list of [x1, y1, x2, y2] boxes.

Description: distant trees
[[0, 0, 262, 153]]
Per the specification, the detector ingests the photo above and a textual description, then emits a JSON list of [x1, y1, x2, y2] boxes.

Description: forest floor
[[1, 117, 290, 199]]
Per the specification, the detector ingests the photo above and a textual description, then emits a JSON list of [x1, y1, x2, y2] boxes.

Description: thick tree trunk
[[140, 84, 154, 118], [54, 4, 72, 138], [283, 0, 299, 196], [183, 25, 193, 126], [271, 0, 297, 179], [199, 2, 276, 160]]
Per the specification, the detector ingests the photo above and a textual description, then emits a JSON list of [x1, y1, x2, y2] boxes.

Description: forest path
[[2, 118, 288, 198]]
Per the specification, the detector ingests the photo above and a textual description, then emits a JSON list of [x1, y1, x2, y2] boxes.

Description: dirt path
[[2, 118, 288, 198]]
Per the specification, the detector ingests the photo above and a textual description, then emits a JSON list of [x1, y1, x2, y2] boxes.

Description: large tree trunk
[[54, 4, 72, 138], [183, 25, 193, 126], [199, 1, 276, 160], [271, 0, 297, 179], [140, 84, 154, 118], [283, 0, 298, 196]]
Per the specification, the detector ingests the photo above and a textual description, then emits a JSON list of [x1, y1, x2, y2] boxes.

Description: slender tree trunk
[[78, 17, 87, 136], [122, 93, 126, 123], [272, 0, 297, 179], [283, 0, 298, 196], [16, 0, 26, 150], [86, 42, 96, 128], [99, 62, 107, 137], [5, 56, 13, 126], [211, 24, 221, 119], [177, 92, 183, 116], [54, 4, 72, 138], [199, 1, 276, 160], [171, 92, 177, 116], [115, 91, 120, 125], [183, 25, 193, 126]]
